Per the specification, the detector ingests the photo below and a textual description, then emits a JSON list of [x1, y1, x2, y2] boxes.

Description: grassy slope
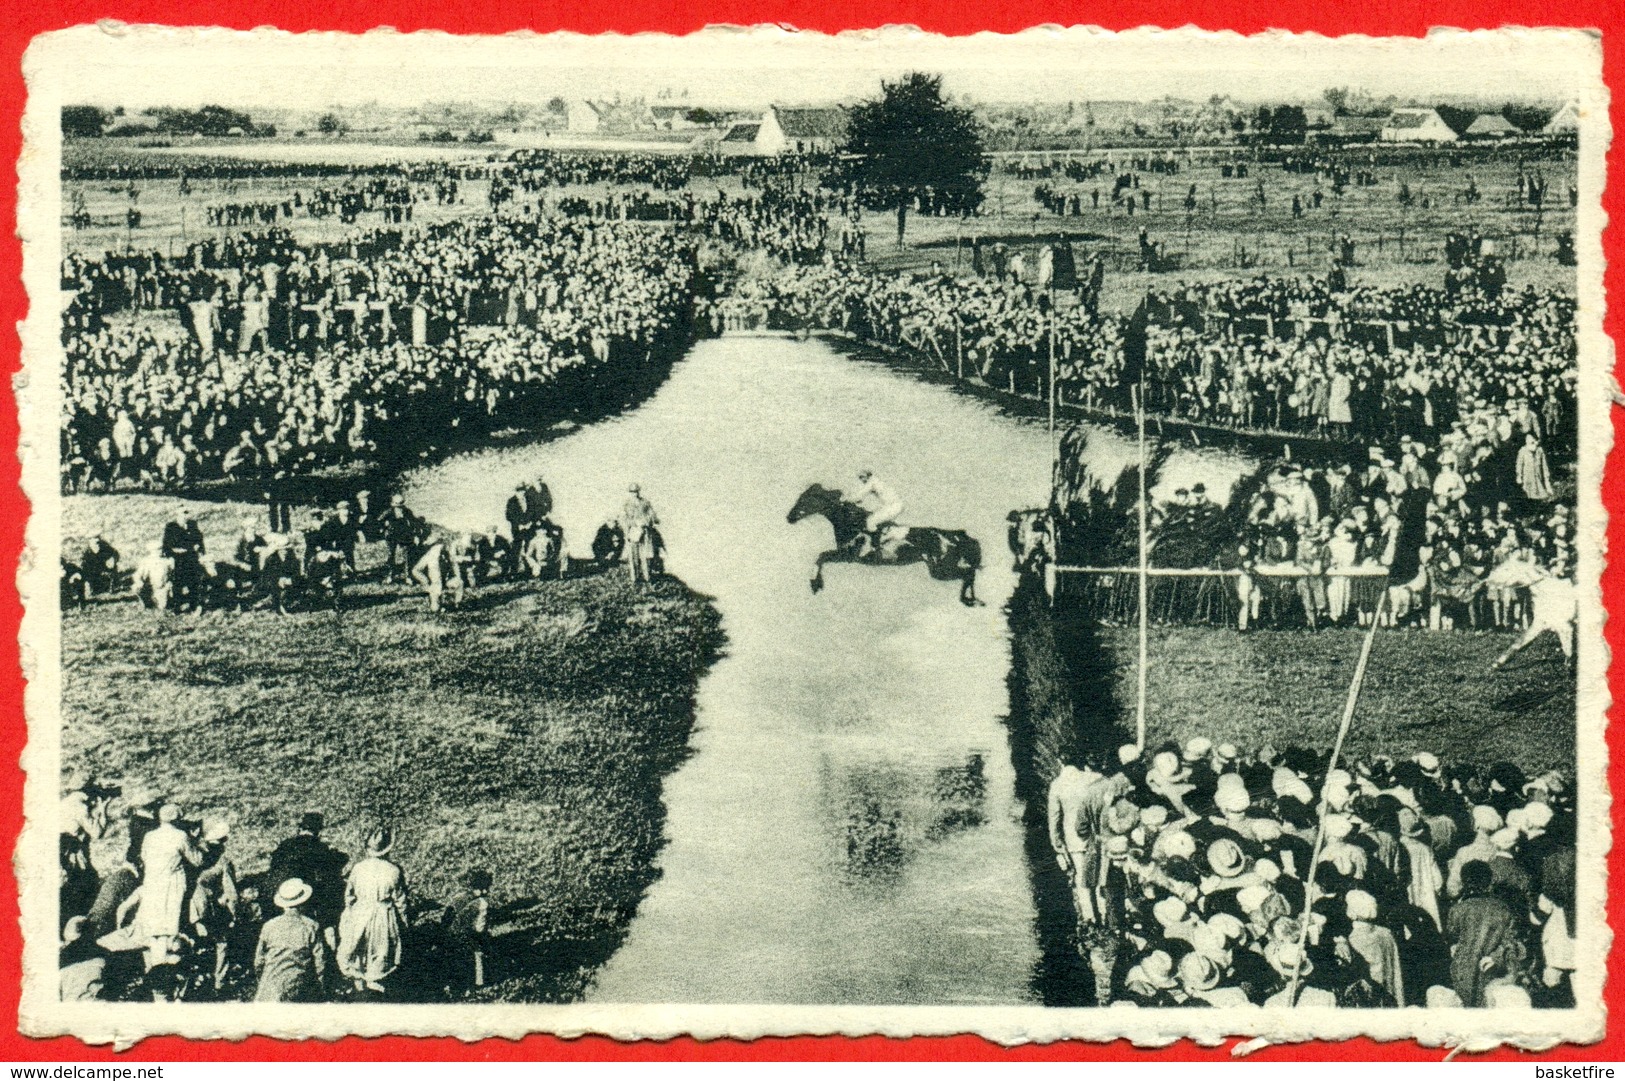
[[62, 528, 724, 1001], [1089, 624, 1575, 771]]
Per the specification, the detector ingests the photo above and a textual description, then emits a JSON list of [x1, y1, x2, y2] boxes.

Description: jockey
[[854, 469, 904, 557]]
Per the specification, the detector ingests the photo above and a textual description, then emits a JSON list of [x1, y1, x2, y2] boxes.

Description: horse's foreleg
[[811, 549, 839, 595]]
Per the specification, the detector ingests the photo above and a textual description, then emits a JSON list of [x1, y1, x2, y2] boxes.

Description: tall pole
[[1285, 591, 1387, 1004], [1135, 367, 1149, 751], [1048, 285, 1058, 470]]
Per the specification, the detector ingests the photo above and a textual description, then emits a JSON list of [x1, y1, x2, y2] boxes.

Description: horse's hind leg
[[1492, 625, 1543, 670]]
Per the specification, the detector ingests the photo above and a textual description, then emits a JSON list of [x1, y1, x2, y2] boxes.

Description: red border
[[4, 0, 1622, 1063]]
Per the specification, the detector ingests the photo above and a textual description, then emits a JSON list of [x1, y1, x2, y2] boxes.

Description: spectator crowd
[[1047, 737, 1576, 1009], [61, 216, 697, 493]]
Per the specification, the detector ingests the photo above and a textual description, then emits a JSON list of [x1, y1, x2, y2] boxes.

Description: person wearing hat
[[1177, 949, 1247, 1007], [134, 803, 202, 980], [159, 506, 206, 613], [1261, 940, 1336, 1007], [59, 777, 119, 924], [445, 868, 494, 992], [504, 481, 541, 577], [188, 818, 238, 993], [338, 826, 408, 996], [1485, 828, 1533, 912], [1396, 807, 1444, 931], [380, 493, 421, 584], [268, 812, 349, 938], [1446, 806, 1503, 898], [1345, 890, 1403, 1005], [1121, 949, 1181, 1006], [619, 483, 661, 586], [253, 878, 329, 1002]]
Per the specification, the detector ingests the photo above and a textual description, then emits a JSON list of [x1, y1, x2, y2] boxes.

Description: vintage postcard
[[14, 24, 1612, 1049]]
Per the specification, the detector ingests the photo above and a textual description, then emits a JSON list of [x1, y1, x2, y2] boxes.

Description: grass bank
[[1098, 622, 1575, 772], [62, 499, 725, 1002]]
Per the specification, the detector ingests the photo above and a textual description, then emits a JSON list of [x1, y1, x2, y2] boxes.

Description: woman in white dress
[[337, 826, 408, 995]]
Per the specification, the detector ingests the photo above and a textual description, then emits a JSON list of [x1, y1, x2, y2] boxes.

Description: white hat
[[274, 878, 313, 909]]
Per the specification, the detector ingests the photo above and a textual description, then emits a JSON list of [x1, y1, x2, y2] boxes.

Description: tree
[[316, 112, 347, 136], [1322, 86, 1351, 116], [833, 72, 985, 246], [61, 105, 109, 137]]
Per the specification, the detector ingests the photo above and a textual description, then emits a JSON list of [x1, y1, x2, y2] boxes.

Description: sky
[[27, 23, 1600, 111]]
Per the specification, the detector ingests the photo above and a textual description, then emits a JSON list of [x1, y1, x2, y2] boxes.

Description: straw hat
[[1206, 838, 1246, 879], [1265, 940, 1314, 980], [1322, 814, 1354, 840], [1177, 951, 1221, 992], [1152, 896, 1189, 929], [1134, 950, 1179, 989], [274, 878, 313, 909]]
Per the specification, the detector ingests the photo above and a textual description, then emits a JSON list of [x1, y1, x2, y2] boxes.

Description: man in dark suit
[[160, 507, 206, 611], [504, 483, 537, 576], [267, 812, 348, 941], [380, 494, 419, 583]]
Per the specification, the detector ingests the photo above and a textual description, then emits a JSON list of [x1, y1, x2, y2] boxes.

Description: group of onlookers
[[61, 783, 490, 1003], [1048, 737, 1575, 1008], [61, 217, 697, 493]]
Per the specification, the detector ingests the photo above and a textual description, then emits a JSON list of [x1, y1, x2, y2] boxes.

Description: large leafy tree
[[835, 72, 986, 246], [61, 105, 109, 138]]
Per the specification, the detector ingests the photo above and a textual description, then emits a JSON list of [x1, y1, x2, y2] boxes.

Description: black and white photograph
[[16, 24, 1610, 1046]]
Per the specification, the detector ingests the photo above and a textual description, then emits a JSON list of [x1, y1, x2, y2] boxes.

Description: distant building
[[1544, 101, 1580, 134], [650, 105, 730, 131], [565, 100, 609, 134], [1380, 108, 1459, 143], [717, 122, 764, 153], [1316, 115, 1385, 144], [756, 105, 848, 154], [1465, 113, 1519, 139]]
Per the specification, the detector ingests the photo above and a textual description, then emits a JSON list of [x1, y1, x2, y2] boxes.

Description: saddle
[[856, 524, 909, 560]]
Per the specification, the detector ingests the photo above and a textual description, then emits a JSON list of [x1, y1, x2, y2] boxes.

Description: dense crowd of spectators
[[61, 217, 697, 492], [1048, 737, 1576, 1008]]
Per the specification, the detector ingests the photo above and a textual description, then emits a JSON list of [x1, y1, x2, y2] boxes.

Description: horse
[[1486, 558, 1577, 671], [787, 484, 983, 606]]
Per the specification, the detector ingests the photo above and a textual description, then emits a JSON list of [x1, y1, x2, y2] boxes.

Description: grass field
[[62, 497, 725, 1001], [1091, 623, 1576, 772]]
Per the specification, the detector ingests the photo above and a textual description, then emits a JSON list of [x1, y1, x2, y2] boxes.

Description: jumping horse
[[787, 484, 982, 606]]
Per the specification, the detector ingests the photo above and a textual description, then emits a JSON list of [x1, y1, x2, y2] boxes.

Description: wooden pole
[[1285, 590, 1387, 1005], [1135, 367, 1149, 752], [1048, 285, 1058, 470]]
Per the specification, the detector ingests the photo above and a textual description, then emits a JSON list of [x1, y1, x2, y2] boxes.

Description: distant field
[[61, 495, 725, 1002], [60, 139, 1578, 310], [1094, 623, 1576, 772], [874, 153, 1579, 306]]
